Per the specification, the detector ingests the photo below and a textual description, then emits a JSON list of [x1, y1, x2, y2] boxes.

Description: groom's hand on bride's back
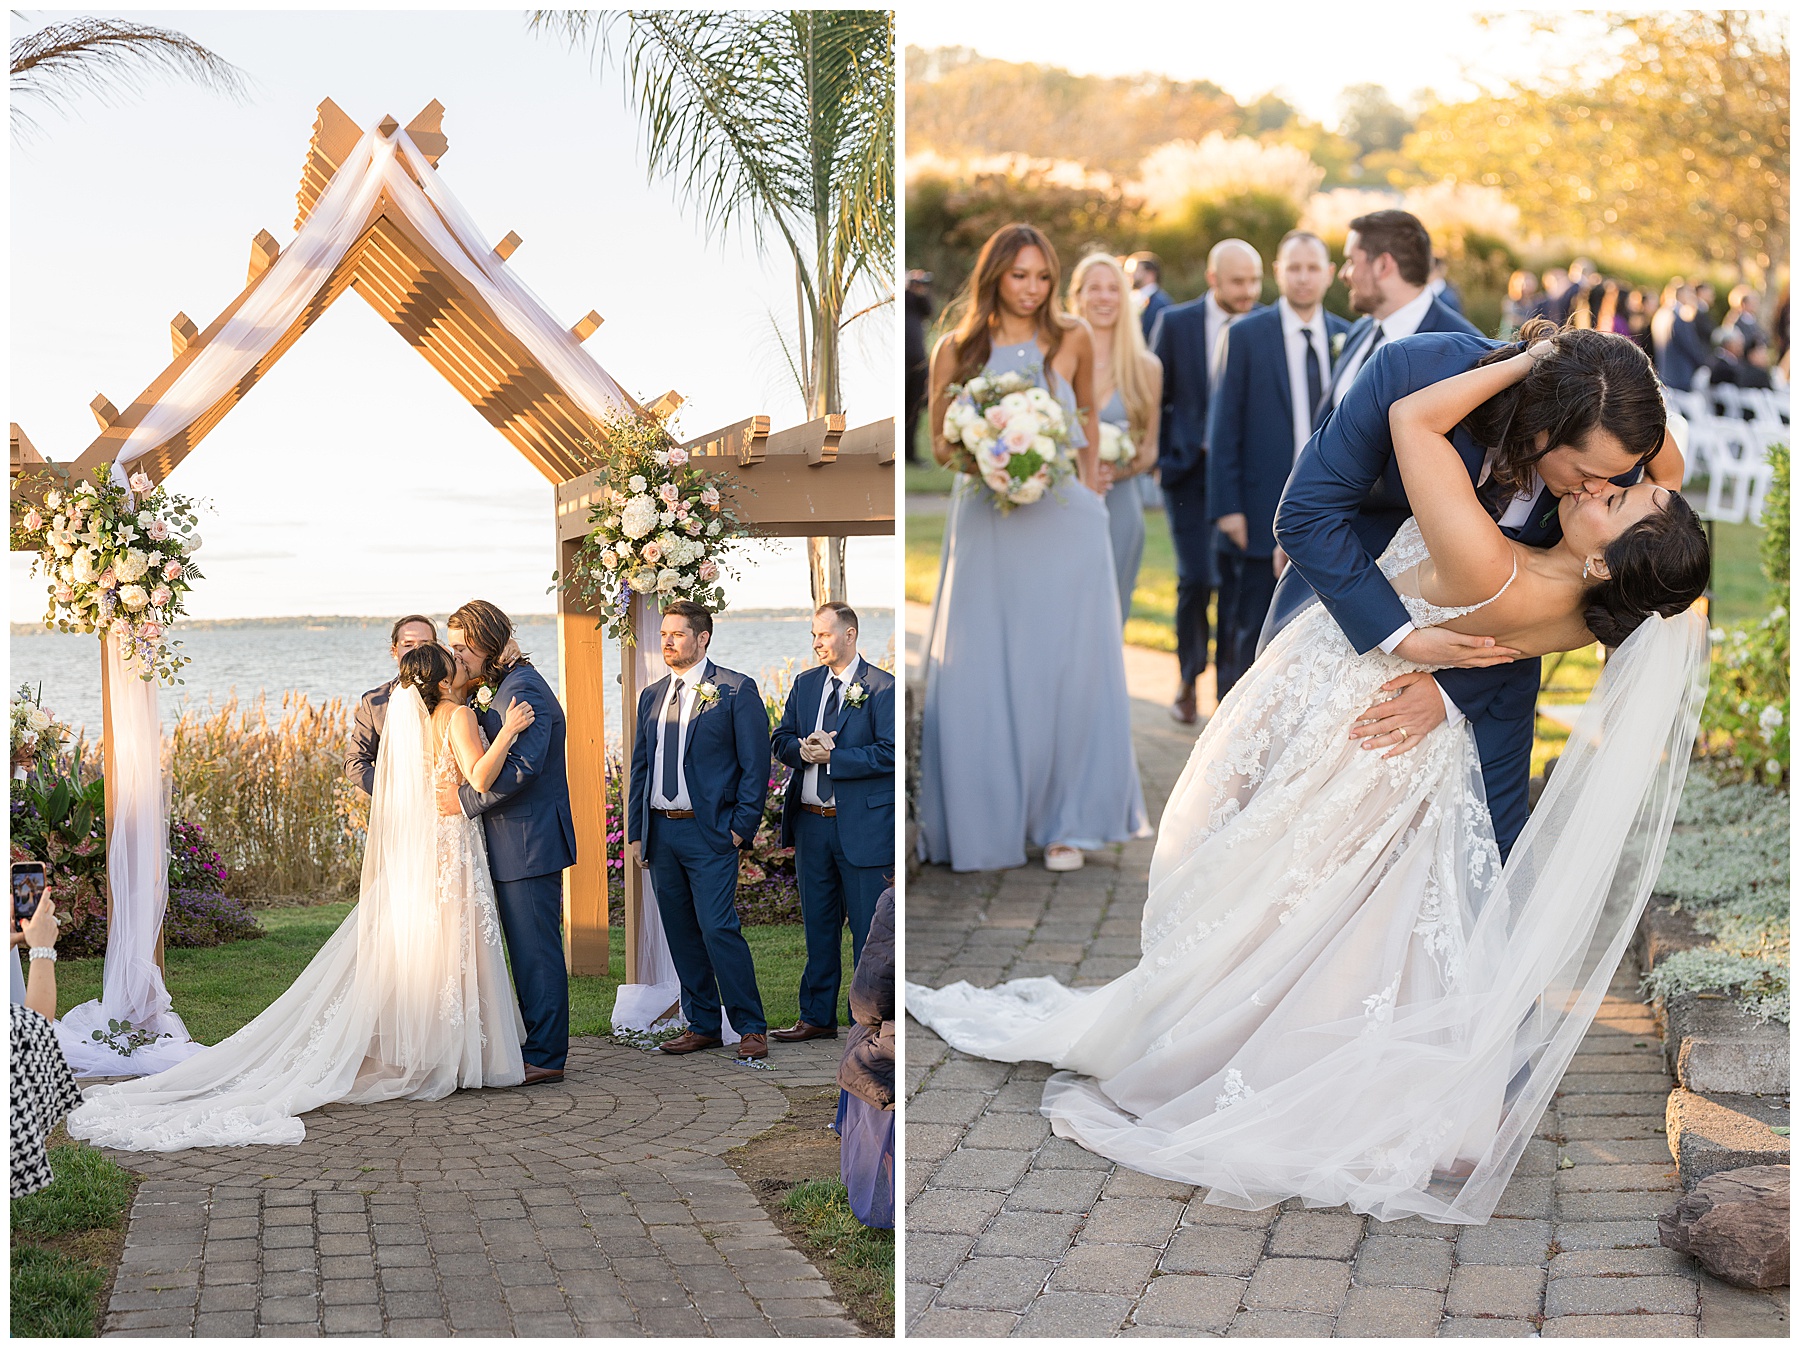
[[437, 779, 463, 816]]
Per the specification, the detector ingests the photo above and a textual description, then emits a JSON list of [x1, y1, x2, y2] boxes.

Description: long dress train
[[916, 341, 1149, 871], [909, 520, 1708, 1223], [67, 689, 525, 1151]]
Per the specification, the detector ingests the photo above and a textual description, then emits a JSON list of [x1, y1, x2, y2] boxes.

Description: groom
[[437, 600, 576, 1086], [1271, 333, 1649, 860]]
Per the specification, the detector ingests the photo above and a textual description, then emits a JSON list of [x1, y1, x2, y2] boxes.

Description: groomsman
[[346, 614, 438, 796], [627, 601, 772, 1061], [1207, 231, 1350, 699], [768, 603, 895, 1042], [1151, 238, 1265, 724], [1126, 252, 1171, 341]]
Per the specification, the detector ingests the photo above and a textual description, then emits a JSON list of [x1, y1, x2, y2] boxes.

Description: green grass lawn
[[783, 1179, 894, 1332], [11, 1137, 140, 1337], [54, 904, 851, 1045]]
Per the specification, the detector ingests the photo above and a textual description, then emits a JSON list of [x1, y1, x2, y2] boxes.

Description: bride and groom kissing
[[70, 601, 576, 1150], [912, 227, 1714, 1228]]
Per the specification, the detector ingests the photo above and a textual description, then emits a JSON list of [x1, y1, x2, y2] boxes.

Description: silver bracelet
[[27, 947, 57, 962]]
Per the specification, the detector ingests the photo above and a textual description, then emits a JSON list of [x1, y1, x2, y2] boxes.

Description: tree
[[10, 16, 245, 139], [535, 10, 894, 421], [1337, 83, 1412, 159], [1408, 12, 1788, 288]]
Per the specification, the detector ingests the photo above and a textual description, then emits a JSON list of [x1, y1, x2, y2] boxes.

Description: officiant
[[768, 603, 895, 1042], [345, 614, 439, 796]]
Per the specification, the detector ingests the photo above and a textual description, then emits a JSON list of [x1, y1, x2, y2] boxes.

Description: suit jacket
[[1153, 293, 1267, 490], [457, 661, 577, 883], [1138, 287, 1172, 343], [1658, 314, 1711, 392], [1316, 297, 1483, 428], [771, 660, 896, 870], [629, 660, 771, 859], [1206, 305, 1351, 558], [346, 677, 394, 798], [1276, 331, 1555, 726]]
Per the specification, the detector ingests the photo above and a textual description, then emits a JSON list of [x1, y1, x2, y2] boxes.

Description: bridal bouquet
[[1097, 421, 1135, 467], [941, 367, 1072, 511], [11, 466, 205, 682], [557, 410, 747, 644]]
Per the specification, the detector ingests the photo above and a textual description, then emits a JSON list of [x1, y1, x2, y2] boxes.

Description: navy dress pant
[[648, 814, 767, 1039], [1163, 477, 1217, 688], [1213, 545, 1280, 701], [793, 808, 886, 1028], [492, 873, 569, 1071]]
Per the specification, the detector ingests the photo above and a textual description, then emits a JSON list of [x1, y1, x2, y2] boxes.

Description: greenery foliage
[[10, 1140, 139, 1338], [782, 1178, 895, 1328]]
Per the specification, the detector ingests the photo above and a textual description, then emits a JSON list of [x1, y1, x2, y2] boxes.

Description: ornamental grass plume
[[167, 691, 367, 902]]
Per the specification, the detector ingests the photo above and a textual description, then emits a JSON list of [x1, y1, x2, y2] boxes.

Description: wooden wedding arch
[[10, 99, 894, 977]]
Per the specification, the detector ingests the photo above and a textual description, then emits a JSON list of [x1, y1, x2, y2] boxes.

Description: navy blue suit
[[1272, 332, 1567, 861], [1657, 314, 1710, 392], [1206, 305, 1351, 698], [771, 660, 895, 1028], [628, 660, 770, 1039], [458, 660, 577, 1072], [1153, 294, 1268, 688], [1316, 298, 1483, 426], [1138, 287, 1172, 343]]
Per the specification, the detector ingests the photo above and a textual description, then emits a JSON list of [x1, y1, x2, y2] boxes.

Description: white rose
[[705, 520, 722, 537], [182, 533, 202, 554], [656, 567, 681, 593], [628, 569, 658, 593], [628, 475, 648, 494], [45, 490, 61, 509], [119, 584, 150, 611], [115, 549, 150, 583], [999, 391, 1030, 416], [1759, 705, 1784, 734], [1011, 476, 1047, 505], [600, 549, 619, 570], [659, 510, 675, 528], [72, 548, 97, 584], [963, 421, 997, 454], [27, 709, 51, 733]]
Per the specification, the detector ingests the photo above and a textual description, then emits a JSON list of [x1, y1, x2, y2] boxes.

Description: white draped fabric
[[80, 126, 636, 1074], [608, 597, 740, 1045]]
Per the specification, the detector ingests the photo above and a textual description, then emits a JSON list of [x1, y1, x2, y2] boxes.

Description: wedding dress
[[68, 689, 525, 1151], [909, 519, 1709, 1224]]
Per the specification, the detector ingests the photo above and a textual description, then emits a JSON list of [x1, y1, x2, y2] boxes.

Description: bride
[[69, 644, 536, 1151], [908, 332, 1712, 1224]]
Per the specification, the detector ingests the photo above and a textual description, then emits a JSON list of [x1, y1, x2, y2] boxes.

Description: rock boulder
[[1659, 1164, 1790, 1289]]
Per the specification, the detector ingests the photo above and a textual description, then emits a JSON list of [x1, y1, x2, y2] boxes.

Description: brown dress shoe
[[768, 1021, 838, 1042], [658, 1030, 724, 1055], [520, 1064, 565, 1086], [1169, 693, 1198, 725], [736, 1033, 768, 1060]]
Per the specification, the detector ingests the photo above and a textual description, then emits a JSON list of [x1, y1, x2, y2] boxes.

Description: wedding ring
[[1398, 727, 1409, 741]]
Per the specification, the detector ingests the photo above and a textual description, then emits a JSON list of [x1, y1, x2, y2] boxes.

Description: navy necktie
[[1300, 327, 1324, 419], [819, 676, 842, 806], [1359, 323, 1386, 374], [660, 679, 684, 804]]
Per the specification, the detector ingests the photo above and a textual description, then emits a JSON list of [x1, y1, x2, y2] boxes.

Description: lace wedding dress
[[909, 519, 1708, 1223], [68, 689, 525, 1151]]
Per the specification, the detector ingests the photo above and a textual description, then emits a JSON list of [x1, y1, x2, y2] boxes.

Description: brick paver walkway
[[903, 603, 1787, 1338], [97, 1037, 860, 1337]]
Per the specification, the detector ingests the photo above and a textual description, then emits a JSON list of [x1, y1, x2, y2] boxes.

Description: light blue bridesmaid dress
[[916, 341, 1149, 872], [1100, 390, 1145, 622]]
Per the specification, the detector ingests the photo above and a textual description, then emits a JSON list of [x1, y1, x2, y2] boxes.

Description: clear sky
[[903, 2, 1588, 127], [10, 9, 896, 622]]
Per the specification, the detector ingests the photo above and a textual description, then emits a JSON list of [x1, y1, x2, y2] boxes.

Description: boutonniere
[[695, 680, 720, 707], [472, 680, 498, 718], [1331, 331, 1347, 359], [844, 682, 869, 708]]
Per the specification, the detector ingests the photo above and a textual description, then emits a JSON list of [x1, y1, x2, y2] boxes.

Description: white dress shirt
[[1332, 286, 1437, 408], [1205, 291, 1237, 384], [1278, 298, 1333, 459], [801, 655, 862, 807], [651, 661, 708, 810]]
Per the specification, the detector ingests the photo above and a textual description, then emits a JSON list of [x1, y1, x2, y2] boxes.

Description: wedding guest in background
[[347, 614, 438, 797], [1693, 282, 1718, 345], [1772, 285, 1790, 369], [918, 222, 1146, 873], [1428, 254, 1464, 314], [1207, 230, 1349, 700], [1707, 326, 1774, 392], [1624, 286, 1657, 361], [11, 892, 60, 1020], [905, 271, 933, 464], [1125, 251, 1171, 341], [1724, 284, 1769, 356], [11, 893, 75, 1199], [1652, 279, 1709, 391], [1068, 252, 1163, 623], [769, 602, 894, 1043], [1501, 269, 1548, 338], [1541, 267, 1571, 326], [628, 601, 771, 1060], [1593, 279, 1627, 336], [1152, 238, 1264, 725], [835, 885, 894, 1230], [1554, 256, 1598, 326]]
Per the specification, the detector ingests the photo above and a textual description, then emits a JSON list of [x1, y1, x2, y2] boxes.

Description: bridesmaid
[[1067, 252, 1163, 624], [916, 223, 1148, 874]]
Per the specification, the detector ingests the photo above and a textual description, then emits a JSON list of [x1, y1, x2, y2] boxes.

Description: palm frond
[[11, 17, 247, 138]]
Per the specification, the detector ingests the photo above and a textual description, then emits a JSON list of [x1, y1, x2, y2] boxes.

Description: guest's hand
[[1217, 513, 1249, 552], [1394, 627, 1521, 669], [1350, 673, 1445, 758], [21, 893, 59, 949], [730, 832, 743, 849], [437, 779, 463, 816], [629, 841, 644, 869], [1096, 460, 1115, 494], [1272, 546, 1289, 578]]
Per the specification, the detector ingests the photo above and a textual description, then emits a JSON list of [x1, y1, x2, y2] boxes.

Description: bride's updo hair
[[396, 643, 456, 714], [1464, 318, 1667, 498], [1583, 490, 1710, 647]]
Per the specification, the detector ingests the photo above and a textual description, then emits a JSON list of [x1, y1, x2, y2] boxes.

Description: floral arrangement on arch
[[556, 411, 746, 644], [940, 366, 1073, 512], [11, 465, 205, 683], [10, 684, 73, 777]]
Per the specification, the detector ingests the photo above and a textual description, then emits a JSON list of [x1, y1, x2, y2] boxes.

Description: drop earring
[[1582, 558, 1593, 580]]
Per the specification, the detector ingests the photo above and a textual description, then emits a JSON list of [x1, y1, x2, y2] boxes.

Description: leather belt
[[654, 808, 696, 819], [802, 803, 837, 817]]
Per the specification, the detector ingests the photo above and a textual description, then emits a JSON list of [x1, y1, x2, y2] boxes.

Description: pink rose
[[98, 568, 117, 590], [23, 509, 42, 532], [985, 406, 1008, 429], [657, 483, 680, 505], [684, 519, 702, 536], [700, 486, 720, 509], [146, 519, 171, 541], [140, 622, 163, 642], [698, 559, 719, 583], [667, 447, 689, 468], [641, 540, 663, 563], [129, 472, 153, 494], [54, 583, 74, 603], [151, 585, 173, 607], [163, 560, 182, 581]]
